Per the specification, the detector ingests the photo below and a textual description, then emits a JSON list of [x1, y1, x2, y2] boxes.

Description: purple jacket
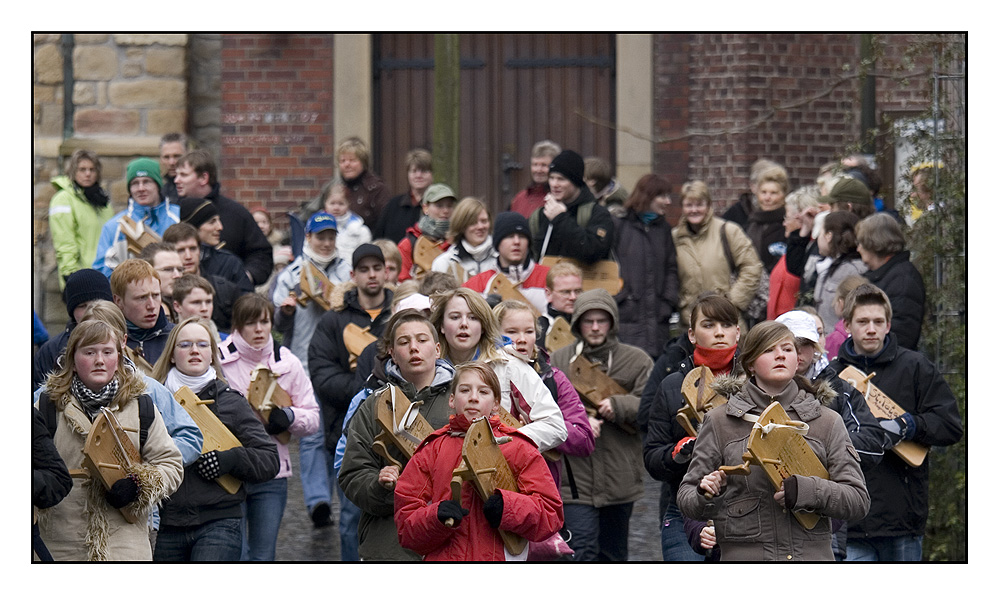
[[544, 366, 596, 487]]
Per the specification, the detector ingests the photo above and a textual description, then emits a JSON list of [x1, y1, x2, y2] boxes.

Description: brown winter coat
[[672, 209, 763, 329], [676, 376, 869, 561], [551, 289, 653, 507]]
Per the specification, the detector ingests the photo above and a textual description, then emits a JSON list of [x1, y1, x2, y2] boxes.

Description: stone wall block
[[34, 84, 56, 103], [75, 34, 110, 44], [74, 108, 141, 135], [73, 82, 97, 105], [146, 47, 187, 77], [122, 62, 144, 78], [34, 34, 60, 45], [108, 80, 186, 108], [114, 34, 188, 47], [73, 45, 118, 81], [38, 104, 64, 136], [34, 43, 63, 84], [148, 109, 187, 135]]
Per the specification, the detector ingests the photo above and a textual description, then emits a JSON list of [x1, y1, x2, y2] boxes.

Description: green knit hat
[[126, 157, 163, 189]]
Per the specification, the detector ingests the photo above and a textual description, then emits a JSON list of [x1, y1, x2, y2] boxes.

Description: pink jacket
[[826, 319, 849, 358], [218, 331, 320, 479]]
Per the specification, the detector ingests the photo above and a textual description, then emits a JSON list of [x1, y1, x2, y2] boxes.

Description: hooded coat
[[672, 209, 763, 329], [36, 370, 184, 561], [338, 359, 456, 561], [218, 333, 320, 479], [676, 376, 870, 561], [394, 415, 564, 561], [551, 289, 653, 507]]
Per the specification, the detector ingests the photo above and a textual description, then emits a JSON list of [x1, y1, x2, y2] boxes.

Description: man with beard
[[551, 288, 653, 561], [308, 244, 393, 550]]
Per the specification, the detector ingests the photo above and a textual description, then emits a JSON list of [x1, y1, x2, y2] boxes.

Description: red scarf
[[692, 344, 737, 376]]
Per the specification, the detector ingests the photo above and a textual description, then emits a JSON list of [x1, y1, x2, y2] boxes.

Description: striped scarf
[[71, 375, 119, 421]]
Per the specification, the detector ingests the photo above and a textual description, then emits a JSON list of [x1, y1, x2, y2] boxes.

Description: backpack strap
[[575, 200, 594, 229], [39, 391, 57, 439], [719, 222, 736, 274], [137, 393, 154, 452], [38, 390, 154, 452]]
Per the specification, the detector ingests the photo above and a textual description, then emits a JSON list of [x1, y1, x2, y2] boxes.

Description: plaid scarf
[[71, 375, 119, 421]]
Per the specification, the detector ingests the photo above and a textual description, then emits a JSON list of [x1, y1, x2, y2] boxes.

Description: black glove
[[879, 413, 915, 446], [265, 407, 295, 435], [482, 492, 504, 528], [672, 436, 696, 465], [782, 475, 799, 510], [437, 500, 470, 528], [106, 475, 140, 509], [196, 449, 239, 480]]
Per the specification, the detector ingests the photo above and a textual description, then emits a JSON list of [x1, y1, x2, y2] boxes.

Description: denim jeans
[[660, 505, 702, 561], [154, 517, 244, 561], [242, 477, 288, 561], [299, 413, 334, 512], [563, 502, 634, 561], [337, 483, 361, 561], [847, 535, 924, 562]]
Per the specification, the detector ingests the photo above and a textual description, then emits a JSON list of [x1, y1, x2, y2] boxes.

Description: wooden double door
[[373, 34, 616, 214]]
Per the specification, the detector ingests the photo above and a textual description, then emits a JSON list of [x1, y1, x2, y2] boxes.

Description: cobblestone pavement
[[275, 440, 666, 562]]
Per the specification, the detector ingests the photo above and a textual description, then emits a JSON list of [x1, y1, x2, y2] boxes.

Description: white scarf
[[461, 236, 494, 263], [165, 366, 217, 395], [303, 244, 337, 270]]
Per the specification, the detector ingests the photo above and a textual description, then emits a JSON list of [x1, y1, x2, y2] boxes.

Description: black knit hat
[[548, 150, 585, 189], [179, 198, 219, 229], [64, 268, 113, 321], [492, 211, 531, 250]]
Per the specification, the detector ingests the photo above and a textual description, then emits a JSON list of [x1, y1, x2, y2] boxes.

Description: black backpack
[[38, 391, 155, 452]]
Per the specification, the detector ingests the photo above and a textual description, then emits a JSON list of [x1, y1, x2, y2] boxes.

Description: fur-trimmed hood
[[710, 373, 837, 407]]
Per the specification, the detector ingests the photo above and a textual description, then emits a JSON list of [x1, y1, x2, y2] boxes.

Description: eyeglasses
[[177, 341, 211, 349], [157, 266, 185, 274]]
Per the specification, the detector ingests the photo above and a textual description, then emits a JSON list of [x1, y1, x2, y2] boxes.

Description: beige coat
[[672, 210, 763, 329], [36, 388, 184, 561]]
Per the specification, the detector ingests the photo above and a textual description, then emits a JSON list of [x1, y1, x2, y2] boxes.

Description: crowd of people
[[32, 134, 962, 562]]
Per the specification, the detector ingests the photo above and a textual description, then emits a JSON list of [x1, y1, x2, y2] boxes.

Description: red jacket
[[508, 183, 548, 218], [766, 254, 800, 320], [397, 224, 449, 282], [462, 261, 550, 315], [394, 415, 564, 561]]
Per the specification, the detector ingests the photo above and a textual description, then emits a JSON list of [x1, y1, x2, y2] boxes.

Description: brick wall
[[219, 34, 335, 224], [652, 33, 935, 214]]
